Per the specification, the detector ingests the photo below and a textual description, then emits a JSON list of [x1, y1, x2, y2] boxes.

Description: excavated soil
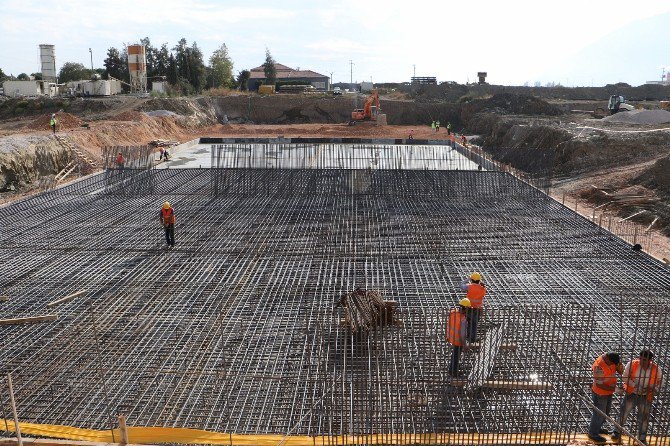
[[28, 112, 83, 131]]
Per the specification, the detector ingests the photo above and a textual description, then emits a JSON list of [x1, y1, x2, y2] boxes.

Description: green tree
[[103, 47, 126, 81], [58, 62, 91, 83], [0, 67, 8, 81], [140, 37, 157, 88], [208, 43, 234, 89], [31, 72, 43, 80], [17, 73, 30, 80], [263, 47, 276, 85], [154, 43, 171, 78], [236, 70, 250, 91], [187, 41, 207, 92], [173, 38, 189, 81]]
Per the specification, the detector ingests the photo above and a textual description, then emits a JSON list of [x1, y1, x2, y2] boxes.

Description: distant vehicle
[[333, 87, 342, 96], [608, 95, 635, 114]]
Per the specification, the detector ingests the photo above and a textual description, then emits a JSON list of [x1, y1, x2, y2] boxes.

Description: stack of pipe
[[337, 288, 399, 332]]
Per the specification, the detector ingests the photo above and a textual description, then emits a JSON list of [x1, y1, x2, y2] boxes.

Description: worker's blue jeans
[[613, 393, 651, 443], [588, 391, 612, 437], [466, 308, 481, 343]]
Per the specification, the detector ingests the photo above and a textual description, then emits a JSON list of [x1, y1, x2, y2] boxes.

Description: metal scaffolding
[[0, 148, 669, 445]]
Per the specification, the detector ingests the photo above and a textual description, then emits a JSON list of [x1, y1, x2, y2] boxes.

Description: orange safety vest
[[624, 359, 660, 402], [447, 308, 466, 347], [592, 355, 617, 396], [161, 207, 175, 225], [466, 283, 486, 308]]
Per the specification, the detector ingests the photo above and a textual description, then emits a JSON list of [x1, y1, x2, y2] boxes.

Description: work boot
[[610, 432, 621, 444], [587, 434, 607, 444], [599, 428, 609, 435]]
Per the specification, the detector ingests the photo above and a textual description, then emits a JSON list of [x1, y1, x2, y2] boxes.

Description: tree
[[187, 41, 207, 92], [0, 67, 7, 81], [154, 43, 171, 78], [263, 47, 276, 85], [103, 47, 126, 81], [58, 62, 91, 83], [31, 72, 43, 80], [140, 37, 157, 88], [208, 43, 234, 89], [236, 70, 250, 91], [17, 73, 30, 80]]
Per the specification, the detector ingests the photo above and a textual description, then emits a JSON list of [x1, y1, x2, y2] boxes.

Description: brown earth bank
[[1, 92, 670, 259]]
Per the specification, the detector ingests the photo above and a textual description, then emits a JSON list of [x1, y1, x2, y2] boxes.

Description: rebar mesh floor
[[1, 168, 669, 442]]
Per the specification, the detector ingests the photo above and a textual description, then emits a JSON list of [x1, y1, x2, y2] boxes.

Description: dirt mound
[[602, 109, 670, 124], [109, 111, 148, 122], [27, 112, 83, 131], [463, 93, 562, 117], [634, 156, 670, 193]]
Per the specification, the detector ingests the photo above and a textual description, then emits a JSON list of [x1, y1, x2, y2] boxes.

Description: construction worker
[[461, 272, 486, 343], [447, 122, 452, 135], [116, 152, 124, 170], [588, 352, 623, 444], [431, 120, 436, 132], [461, 134, 468, 147], [50, 114, 57, 134], [408, 129, 414, 140], [611, 350, 663, 444], [447, 298, 470, 377], [436, 120, 440, 132], [449, 132, 456, 149], [160, 202, 176, 247]]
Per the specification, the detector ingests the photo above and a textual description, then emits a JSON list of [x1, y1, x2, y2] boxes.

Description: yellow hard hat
[[163, 202, 171, 209], [470, 272, 482, 281], [459, 298, 472, 307]]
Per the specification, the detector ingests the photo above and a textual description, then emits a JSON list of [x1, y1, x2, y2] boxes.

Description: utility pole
[[349, 60, 354, 86], [89, 48, 94, 72], [329, 71, 334, 90], [413, 64, 416, 78]]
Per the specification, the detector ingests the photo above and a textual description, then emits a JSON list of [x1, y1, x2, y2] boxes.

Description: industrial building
[[0, 140, 668, 446], [1, 80, 58, 98], [248, 63, 329, 91]]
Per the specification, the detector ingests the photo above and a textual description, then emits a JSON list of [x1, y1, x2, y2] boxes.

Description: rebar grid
[[0, 166, 669, 445]]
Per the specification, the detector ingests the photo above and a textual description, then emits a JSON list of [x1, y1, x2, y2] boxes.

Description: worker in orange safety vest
[[447, 298, 470, 377], [588, 352, 623, 444], [461, 272, 486, 343], [611, 350, 663, 444], [160, 201, 176, 247]]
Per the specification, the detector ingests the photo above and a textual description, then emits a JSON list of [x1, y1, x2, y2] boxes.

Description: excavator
[[349, 90, 381, 125], [607, 95, 635, 114]]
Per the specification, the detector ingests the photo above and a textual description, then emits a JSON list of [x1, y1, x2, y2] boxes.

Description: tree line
[[1, 37, 271, 95]]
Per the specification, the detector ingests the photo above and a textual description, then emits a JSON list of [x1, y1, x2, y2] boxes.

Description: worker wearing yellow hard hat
[[461, 272, 486, 343], [159, 201, 176, 248], [447, 297, 471, 377]]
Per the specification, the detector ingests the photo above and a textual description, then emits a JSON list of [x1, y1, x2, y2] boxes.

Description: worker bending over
[[160, 202, 176, 247], [447, 298, 470, 377], [611, 350, 663, 444], [588, 352, 623, 444], [461, 272, 486, 343]]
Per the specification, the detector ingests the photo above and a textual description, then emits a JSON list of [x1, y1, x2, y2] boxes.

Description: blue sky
[[1, 0, 669, 86]]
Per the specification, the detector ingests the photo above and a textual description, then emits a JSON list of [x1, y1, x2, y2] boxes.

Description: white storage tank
[[39, 44, 57, 82]]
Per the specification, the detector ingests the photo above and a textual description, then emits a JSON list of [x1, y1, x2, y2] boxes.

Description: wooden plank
[[46, 290, 87, 308], [0, 315, 57, 325], [450, 379, 553, 391], [468, 342, 517, 351]]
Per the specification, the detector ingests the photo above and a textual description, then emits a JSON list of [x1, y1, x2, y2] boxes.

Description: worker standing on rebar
[[461, 272, 486, 343], [611, 350, 663, 444], [431, 120, 436, 132], [447, 298, 470, 377], [116, 152, 125, 170], [436, 120, 440, 132], [447, 122, 452, 135], [50, 113, 57, 134], [449, 132, 456, 149], [160, 201, 176, 247], [588, 352, 623, 444]]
